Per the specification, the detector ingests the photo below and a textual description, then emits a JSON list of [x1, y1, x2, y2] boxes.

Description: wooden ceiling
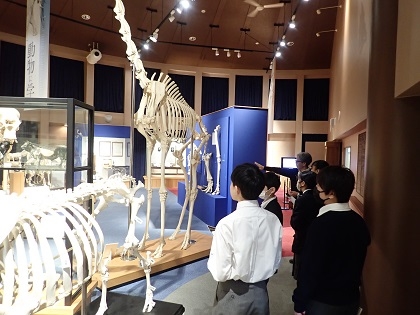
[[0, 0, 340, 71]]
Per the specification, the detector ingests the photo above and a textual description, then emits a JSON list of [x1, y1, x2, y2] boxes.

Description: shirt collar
[[237, 200, 260, 209], [261, 196, 276, 209], [317, 202, 352, 217]]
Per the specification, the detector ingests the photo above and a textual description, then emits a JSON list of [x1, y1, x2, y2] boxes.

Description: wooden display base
[[143, 175, 184, 189], [34, 280, 98, 315], [93, 230, 212, 289]]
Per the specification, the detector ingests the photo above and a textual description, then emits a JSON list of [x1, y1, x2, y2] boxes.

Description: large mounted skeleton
[[114, 0, 210, 258], [0, 174, 157, 315]]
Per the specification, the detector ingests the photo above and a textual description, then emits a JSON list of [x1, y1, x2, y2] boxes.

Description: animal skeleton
[[0, 173, 162, 314], [0, 107, 21, 161], [201, 152, 213, 193], [114, 0, 210, 257], [212, 125, 222, 195]]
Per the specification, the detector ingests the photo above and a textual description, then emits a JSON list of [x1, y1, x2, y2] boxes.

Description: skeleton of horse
[[114, 0, 210, 258], [21, 141, 67, 168], [0, 174, 159, 315]]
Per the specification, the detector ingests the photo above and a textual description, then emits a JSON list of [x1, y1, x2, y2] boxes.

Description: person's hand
[[289, 191, 299, 198], [254, 162, 264, 170]]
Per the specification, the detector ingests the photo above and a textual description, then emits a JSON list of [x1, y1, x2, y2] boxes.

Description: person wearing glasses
[[292, 166, 371, 315], [255, 151, 313, 199]]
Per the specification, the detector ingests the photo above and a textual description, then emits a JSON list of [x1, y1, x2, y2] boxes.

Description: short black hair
[[264, 172, 280, 192], [299, 170, 317, 189], [311, 160, 329, 171], [316, 166, 355, 203], [296, 152, 312, 168], [231, 163, 265, 200]]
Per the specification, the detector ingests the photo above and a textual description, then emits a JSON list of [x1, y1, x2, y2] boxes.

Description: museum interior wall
[[329, 0, 420, 313], [0, 30, 330, 167]]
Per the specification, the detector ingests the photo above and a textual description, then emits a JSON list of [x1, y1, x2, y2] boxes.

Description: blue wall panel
[[178, 106, 267, 226]]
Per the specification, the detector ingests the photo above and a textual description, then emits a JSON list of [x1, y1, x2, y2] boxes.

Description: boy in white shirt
[[208, 163, 282, 315]]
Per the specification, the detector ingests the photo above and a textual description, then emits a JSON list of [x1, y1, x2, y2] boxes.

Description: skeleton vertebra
[[114, 0, 210, 258]]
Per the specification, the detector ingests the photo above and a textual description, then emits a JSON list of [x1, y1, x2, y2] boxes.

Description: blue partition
[[178, 106, 267, 226]]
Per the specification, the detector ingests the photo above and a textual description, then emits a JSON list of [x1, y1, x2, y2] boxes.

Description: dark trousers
[[292, 253, 301, 280], [212, 279, 269, 315], [306, 299, 360, 315]]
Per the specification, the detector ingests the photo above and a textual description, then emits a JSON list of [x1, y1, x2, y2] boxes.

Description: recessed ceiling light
[[255, 42, 259, 45], [201, 10, 206, 13], [189, 36, 196, 42], [81, 14, 90, 20], [287, 41, 294, 46]]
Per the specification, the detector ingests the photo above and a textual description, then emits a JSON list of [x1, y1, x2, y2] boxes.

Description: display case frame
[[0, 96, 94, 191]]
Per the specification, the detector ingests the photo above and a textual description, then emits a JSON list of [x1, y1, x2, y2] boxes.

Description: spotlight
[[280, 38, 286, 47], [150, 29, 159, 42], [168, 10, 175, 22], [180, 0, 190, 9], [289, 15, 296, 28], [144, 41, 150, 50], [275, 48, 281, 58], [224, 49, 231, 57], [234, 50, 241, 58], [176, 6, 183, 14], [212, 47, 219, 56], [86, 43, 102, 65]]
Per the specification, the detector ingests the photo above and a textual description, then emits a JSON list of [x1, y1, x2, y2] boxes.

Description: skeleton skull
[[0, 107, 21, 142]]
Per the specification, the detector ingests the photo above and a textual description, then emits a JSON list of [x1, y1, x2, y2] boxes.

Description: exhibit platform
[[143, 175, 184, 189], [93, 230, 212, 289], [75, 292, 184, 315]]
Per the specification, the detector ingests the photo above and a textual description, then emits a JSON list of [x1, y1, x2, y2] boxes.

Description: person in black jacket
[[255, 152, 312, 197], [292, 166, 371, 315], [290, 170, 320, 280], [260, 171, 283, 225]]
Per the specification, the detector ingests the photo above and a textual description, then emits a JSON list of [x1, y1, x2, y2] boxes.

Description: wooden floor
[[93, 230, 212, 289]]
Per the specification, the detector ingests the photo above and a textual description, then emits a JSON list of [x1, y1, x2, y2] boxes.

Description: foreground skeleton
[[114, 0, 210, 257], [0, 173, 162, 314]]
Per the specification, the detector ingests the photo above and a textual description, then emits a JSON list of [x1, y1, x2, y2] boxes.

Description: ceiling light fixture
[[315, 29, 337, 37], [168, 10, 175, 22], [81, 14, 90, 21], [234, 50, 241, 58], [316, 5, 342, 14], [289, 15, 296, 29], [180, 0, 190, 9], [212, 47, 219, 56], [275, 47, 281, 58], [150, 29, 159, 42], [224, 49, 231, 57], [86, 42, 102, 65]]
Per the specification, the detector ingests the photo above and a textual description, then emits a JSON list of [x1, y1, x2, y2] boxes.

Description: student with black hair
[[260, 171, 284, 225], [310, 160, 329, 174], [293, 166, 371, 315], [290, 170, 321, 280], [208, 163, 282, 315]]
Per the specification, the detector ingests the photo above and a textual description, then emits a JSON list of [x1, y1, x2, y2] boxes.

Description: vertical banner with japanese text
[[267, 57, 276, 134], [25, 0, 50, 97]]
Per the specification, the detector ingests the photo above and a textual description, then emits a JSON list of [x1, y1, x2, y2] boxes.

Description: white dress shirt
[[207, 200, 282, 283]]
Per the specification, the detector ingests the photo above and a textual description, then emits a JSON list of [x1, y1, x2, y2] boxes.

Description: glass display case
[[0, 97, 94, 193]]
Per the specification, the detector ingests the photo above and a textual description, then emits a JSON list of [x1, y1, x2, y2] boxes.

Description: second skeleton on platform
[[201, 125, 221, 195]]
